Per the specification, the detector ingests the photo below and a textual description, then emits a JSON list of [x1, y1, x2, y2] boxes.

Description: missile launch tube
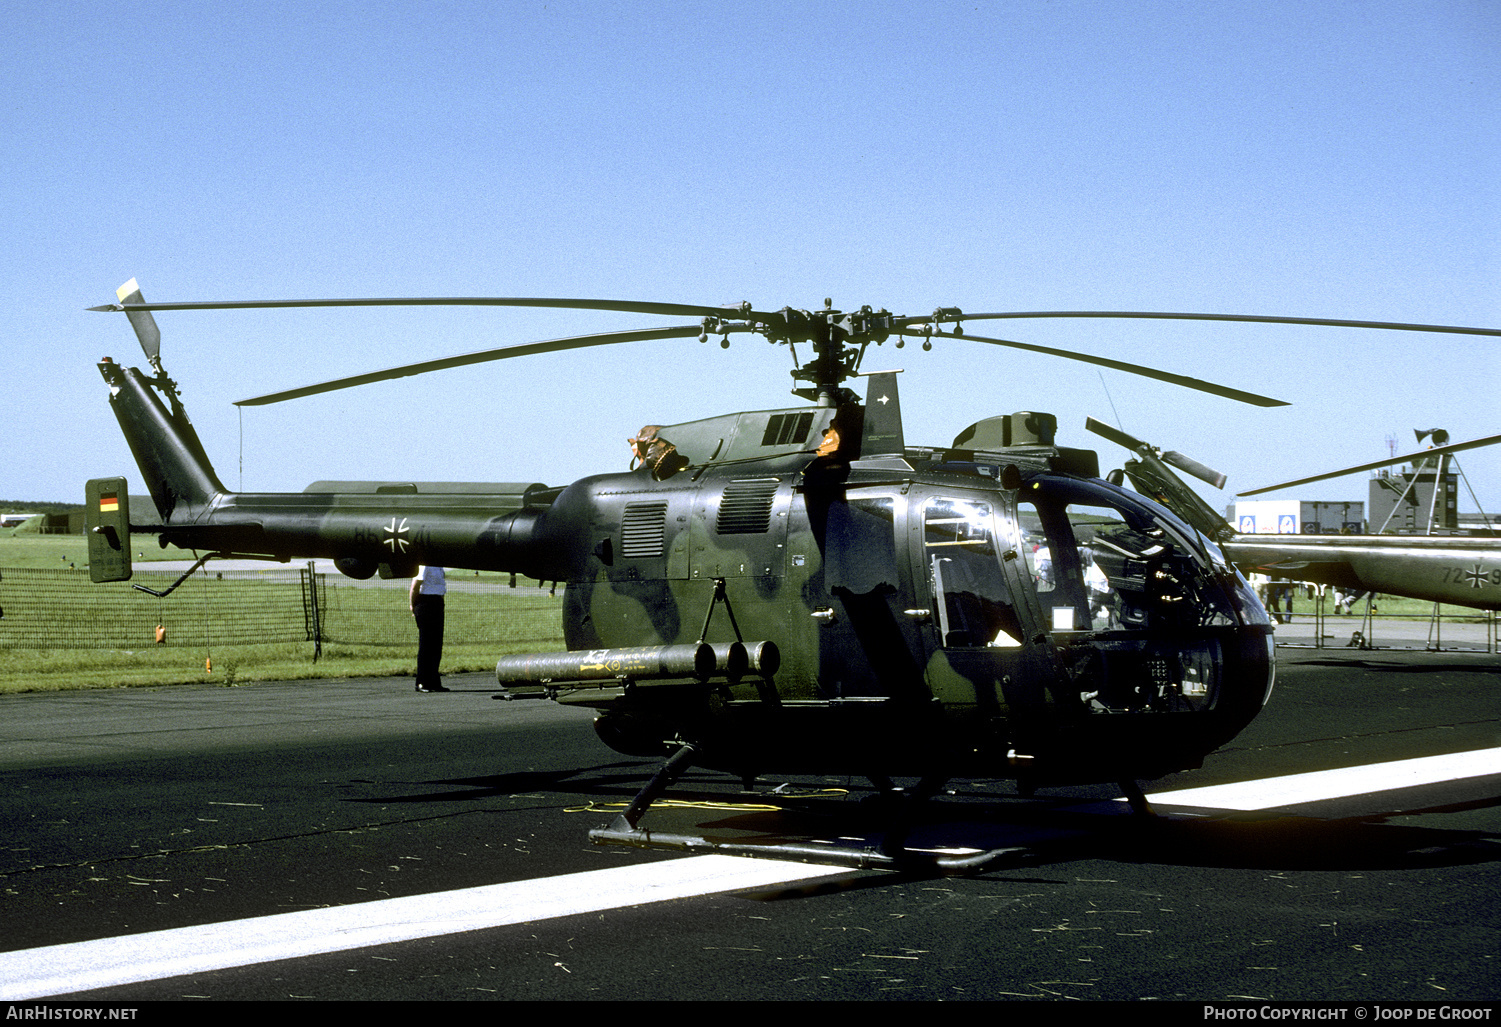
[[695, 641, 779, 679], [496, 644, 717, 686], [495, 641, 781, 686]]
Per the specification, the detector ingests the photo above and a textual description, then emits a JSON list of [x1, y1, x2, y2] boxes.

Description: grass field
[[0, 531, 159, 568], [0, 592, 567, 693], [0, 534, 566, 694]]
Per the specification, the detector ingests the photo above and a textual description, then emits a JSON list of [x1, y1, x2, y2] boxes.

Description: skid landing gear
[[588, 743, 1028, 875]]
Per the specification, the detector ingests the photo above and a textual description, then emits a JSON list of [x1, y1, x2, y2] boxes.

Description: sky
[[4, 0, 1499, 523]]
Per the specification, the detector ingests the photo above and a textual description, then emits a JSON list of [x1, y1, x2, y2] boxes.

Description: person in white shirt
[[409, 565, 448, 692]]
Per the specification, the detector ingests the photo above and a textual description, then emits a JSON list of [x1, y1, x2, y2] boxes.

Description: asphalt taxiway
[[0, 641, 1496, 1001]]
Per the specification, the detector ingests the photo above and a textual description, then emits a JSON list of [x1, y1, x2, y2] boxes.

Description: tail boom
[[98, 358, 576, 580]]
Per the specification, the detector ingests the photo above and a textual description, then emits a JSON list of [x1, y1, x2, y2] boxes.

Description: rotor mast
[[755, 299, 938, 406], [785, 300, 863, 405]]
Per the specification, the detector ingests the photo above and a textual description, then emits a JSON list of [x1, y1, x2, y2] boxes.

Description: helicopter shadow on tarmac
[[340, 763, 1501, 879], [337, 760, 663, 806], [677, 791, 1501, 876]]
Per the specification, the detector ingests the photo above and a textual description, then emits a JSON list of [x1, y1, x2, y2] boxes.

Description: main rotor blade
[[1237, 432, 1501, 496], [940, 331, 1288, 407], [940, 311, 1501, 338], [92, 295, 768, 321], [93, 296, 1501, 339], [234, 324, 709, 406]]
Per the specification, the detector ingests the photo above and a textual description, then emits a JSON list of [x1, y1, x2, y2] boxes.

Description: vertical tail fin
[[859, 371, 905, 457], [99, 358, 226, 524]]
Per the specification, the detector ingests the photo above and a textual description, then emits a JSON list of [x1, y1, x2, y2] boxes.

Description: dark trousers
[[414, 594, 445, 687]]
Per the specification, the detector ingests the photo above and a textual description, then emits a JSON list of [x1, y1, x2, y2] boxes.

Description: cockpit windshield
[[1018, 476, 1243, 633], [916, 476, 1269, 718]]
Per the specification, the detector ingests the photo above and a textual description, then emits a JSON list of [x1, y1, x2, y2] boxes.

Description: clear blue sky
[[5, 0, 1498, 519]]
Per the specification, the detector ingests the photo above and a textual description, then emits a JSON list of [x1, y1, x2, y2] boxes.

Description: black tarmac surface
[[0, 636, 1497, 1003]]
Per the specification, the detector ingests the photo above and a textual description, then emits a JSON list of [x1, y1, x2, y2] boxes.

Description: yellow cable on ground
[[565, 789, 848, 815]]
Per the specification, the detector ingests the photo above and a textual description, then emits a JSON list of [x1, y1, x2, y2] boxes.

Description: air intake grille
[[716, 478, 779, 534], [620, 501, 668, 558]]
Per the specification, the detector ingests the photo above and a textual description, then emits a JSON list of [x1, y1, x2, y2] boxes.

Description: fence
[[0, 565, 563, 651]]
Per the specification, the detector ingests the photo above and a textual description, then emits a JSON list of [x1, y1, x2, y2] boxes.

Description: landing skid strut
[[588, 743, 1031, 875]]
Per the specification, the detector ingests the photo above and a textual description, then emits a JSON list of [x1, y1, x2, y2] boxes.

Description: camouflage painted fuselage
[[95, 360, 1275, 786]]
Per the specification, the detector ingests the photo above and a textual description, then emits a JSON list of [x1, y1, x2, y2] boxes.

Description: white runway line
[[0, 855, 847, 1000], [1141, 746, 1500, 811]]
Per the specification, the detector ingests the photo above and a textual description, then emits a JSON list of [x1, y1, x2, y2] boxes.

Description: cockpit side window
[[1018, 496, 1093, 631], [922, 496, 1024, 648]]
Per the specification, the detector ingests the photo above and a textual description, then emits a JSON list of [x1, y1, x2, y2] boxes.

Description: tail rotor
[[109, 279, 164, 375]]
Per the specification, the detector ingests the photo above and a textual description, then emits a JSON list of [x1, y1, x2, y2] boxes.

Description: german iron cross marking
[[384, 517, 410, 553]]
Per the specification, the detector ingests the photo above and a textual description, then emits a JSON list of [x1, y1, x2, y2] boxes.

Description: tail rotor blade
[[114, 279, 162, 370]]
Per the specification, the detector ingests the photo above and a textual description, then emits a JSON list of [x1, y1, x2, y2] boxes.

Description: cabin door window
[[921, 496, 1025, 649]]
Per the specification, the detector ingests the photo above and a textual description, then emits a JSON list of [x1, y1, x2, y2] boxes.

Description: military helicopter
[[1222, 431, 1501, 613], [83, 280, 1501, 870]]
